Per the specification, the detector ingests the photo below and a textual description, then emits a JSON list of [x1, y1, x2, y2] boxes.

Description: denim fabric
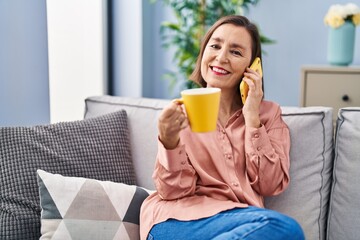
[[147, 206, 304, 240]]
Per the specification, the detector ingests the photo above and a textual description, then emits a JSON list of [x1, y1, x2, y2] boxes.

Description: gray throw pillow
[[265, 107, 334, 240], [327, 108, 360, 240], [0, 111, 136, 240]]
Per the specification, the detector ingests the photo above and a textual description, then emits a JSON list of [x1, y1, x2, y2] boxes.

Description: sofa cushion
[[85, 95, 169, 189], [265, 106, 334, 240], [0, 111, 135, 240], [37, 169, 152, 240], [327, 107, 360, 240]]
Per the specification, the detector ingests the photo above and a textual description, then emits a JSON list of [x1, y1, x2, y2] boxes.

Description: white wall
[[46, 0, 107, 123]]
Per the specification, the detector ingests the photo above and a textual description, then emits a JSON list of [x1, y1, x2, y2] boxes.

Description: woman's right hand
[[158, 101, 188, 149]]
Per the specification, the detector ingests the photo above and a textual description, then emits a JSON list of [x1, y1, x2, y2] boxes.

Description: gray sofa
[[1, 95, 359, 240], [84, 95, 360, 240]]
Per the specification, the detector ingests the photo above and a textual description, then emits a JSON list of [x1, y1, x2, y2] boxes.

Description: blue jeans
[[147, 206, 305, 240]]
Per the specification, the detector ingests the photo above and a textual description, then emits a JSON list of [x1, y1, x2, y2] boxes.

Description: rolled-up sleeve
[[153, 138, 197, 200], [244, 109, 290, 196]]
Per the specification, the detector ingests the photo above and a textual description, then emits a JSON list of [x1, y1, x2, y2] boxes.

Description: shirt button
[[232, 182, 239, 187], [181, 161, 186, 165], [227, 155, 232, 159], [179, 150, 183, 154], [222, 129, 226, 134], [257, 146, 262, 151], [254, 133, 259, 138]]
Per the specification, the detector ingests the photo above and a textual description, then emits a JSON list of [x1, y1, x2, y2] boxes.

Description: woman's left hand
[[242, 67, 263, 128]]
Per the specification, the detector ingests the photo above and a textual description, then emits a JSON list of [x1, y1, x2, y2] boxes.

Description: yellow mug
[[175, 88, 221, 133]]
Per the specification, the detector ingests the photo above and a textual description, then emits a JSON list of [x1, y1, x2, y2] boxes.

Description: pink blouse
[[140, 100, 290, 240]]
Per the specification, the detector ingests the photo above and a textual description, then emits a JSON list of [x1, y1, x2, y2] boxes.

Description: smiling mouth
[[211, 66, 230, 75]]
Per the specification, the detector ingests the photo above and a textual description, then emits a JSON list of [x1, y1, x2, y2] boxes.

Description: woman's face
[[201, 24, 253, 90]]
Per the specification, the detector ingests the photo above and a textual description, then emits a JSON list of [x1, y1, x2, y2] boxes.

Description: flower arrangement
[[324, 3, 360, 28]]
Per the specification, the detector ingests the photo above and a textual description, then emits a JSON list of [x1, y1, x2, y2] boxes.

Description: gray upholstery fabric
[[327, 108, 360, 240], [85, 95, 169, 189], [0, 111, 135, 240], [265, 107, 334, 240]]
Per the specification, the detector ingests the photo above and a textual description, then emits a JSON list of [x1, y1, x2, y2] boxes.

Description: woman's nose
[[216, 49, 229, 63]]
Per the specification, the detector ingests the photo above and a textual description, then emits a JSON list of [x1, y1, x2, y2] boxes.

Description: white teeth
[[212, 67, 228, 74]]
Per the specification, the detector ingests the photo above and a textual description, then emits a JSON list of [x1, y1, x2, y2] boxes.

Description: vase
[[327, 20, 356, 66]]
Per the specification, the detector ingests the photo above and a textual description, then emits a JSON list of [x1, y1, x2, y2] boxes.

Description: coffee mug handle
[[172, 98, 184, 105]]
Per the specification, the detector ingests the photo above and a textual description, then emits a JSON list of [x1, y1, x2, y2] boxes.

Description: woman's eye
[[231, 50, 242, 56], [209, 44, 220, 49]]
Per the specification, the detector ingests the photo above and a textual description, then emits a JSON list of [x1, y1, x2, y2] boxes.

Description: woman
[[140, 15, 304, 240]]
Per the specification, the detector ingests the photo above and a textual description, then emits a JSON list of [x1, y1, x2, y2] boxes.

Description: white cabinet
[[301, 66, 360, 121]]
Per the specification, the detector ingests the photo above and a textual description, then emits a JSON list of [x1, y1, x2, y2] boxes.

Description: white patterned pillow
[[37, 170, 153, 240]]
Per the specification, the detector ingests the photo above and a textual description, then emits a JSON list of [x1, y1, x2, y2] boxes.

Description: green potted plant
[[151, 0, 274, 93]]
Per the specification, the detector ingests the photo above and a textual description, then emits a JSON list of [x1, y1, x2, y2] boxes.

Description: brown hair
[[189, 15, 263, 88]]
